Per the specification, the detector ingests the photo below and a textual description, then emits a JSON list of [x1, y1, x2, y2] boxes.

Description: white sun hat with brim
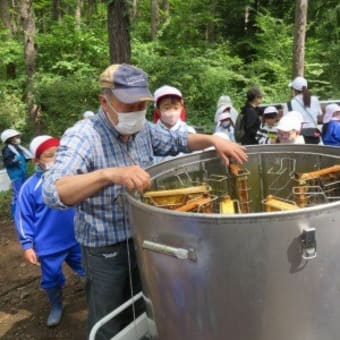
[[323, 104, 340, 124], [218, 112, 232, 121], [277, 115, 302, 132]]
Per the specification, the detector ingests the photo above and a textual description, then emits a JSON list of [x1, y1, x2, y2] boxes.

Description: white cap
[[29, 135, 59, 159], [154, 85, 182, 105], [83, 111, 95, 119], [263, 106, 278, 115], [1, 129, 21, 143], [217, 95, 232, 109], [289, 76, 308, 91], [323, 104, 340, 124], [277, 115, 302, 132]]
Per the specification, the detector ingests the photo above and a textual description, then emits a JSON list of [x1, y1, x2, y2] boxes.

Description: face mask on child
[[105, 96, 146, 135], [221, 121, 231, 129], [161, 110, 181, 126], [12, 137, 21, 145], [44, 161, 55, 171]]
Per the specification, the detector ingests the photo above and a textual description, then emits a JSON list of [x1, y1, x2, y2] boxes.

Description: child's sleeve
[[2, 147, 19, 168], [15, 184, 36, 251]]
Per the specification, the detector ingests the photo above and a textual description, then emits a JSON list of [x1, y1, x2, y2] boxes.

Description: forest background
[[1, 0, 340, 139]]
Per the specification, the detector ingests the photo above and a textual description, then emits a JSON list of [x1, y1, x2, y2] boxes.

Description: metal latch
[[300, 227, 317, 260]]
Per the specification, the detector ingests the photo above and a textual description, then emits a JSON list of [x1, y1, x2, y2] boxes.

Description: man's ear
[[32, 157, 40, 165], [99, 94, 107, 105]]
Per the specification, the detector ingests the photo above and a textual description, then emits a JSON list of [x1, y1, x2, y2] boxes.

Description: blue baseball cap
[[99, 64, 153, 104]]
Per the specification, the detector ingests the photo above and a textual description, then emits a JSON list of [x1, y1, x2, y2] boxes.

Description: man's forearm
[[187, 133, 215, 150], [56, 169, 112, 206]]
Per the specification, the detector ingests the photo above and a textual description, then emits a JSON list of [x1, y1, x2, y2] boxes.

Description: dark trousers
[[81, 239, 144, 340]]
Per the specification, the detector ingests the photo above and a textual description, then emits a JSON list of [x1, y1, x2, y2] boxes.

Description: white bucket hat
[[277, 115, 302, 132], [323, 104, 340, 124]]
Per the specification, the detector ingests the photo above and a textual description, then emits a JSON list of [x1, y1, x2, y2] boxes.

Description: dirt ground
[[0, 217, 87, 339]]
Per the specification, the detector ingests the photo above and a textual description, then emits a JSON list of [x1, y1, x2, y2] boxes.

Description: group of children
[[214, 77, 340, 146], [1, 78, 340, 330]]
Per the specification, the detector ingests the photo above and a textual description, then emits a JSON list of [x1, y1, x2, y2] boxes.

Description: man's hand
[[110, 165, 151, 193], [23, 248, 39, 265], [212, 135, 248, 166]]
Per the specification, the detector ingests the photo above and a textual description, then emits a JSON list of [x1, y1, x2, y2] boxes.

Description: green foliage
[[33, 72, 99, 136], [1, 0, 340, 141], [0, 190, 12, 222], [245, 11, 294, 103], [0, 90, 28, 138]]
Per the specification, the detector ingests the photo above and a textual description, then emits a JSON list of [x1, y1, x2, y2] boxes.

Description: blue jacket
[[15, 171, 78, 256], [1, 144, 28, 181], [322, 121, 340, 146]]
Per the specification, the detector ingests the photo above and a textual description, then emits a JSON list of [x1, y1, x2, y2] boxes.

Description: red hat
[[29, 135, 60, 159]]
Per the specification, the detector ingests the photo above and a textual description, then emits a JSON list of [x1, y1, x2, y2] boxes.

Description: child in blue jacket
[[15, 135, 84, 327], [1, 129, 32, 217]]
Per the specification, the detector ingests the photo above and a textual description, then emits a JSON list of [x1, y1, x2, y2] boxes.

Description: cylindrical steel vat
[[127, 145, 340, 340]]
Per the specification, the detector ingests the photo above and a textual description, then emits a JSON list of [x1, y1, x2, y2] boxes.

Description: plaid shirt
[[43, 108, 189, 247]]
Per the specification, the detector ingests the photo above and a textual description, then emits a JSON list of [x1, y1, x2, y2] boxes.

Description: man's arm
[[187, 133, 247, 165], [55, 165, 151, 206]]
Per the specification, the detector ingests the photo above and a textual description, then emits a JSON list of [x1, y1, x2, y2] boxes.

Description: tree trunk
[[161, 0, 169, 17], [1, 0, 18, 34], [293, 0, 308, 77], [151, 0, 159, 40], [0, 0, 11, 32], [20, 0, 40, 132], [87, 0, 96, 18], [107, 0, 131, 64], [51, 0, 61, 22], [75, 0, 82, 30], [131, 0, 137, 18]]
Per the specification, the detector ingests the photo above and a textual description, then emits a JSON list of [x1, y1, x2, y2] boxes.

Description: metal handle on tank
[[300, 227, 317, 260], [142, 240, 197, 262]]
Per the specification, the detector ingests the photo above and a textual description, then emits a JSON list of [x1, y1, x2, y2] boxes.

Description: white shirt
[[283, 94, 322, 129]]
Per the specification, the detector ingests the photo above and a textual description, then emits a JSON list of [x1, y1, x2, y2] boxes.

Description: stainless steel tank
[[127, 145, 340, 340]]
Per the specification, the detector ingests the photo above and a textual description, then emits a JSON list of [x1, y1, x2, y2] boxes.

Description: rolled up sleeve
[[43, 122, 93, 209]]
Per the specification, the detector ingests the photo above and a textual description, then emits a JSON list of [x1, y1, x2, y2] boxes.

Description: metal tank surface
[[127, 145, 340, 340]]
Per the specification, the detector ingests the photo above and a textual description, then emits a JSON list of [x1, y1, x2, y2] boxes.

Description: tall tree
[[51, 0, 62, 22], [107, 0, 131, 63], [161, 0, 169, 17], [75, 0, 83, 30], [20, 0, 40, 131], [293, 0, 308, 77], [151, 0, 159, 40], [1, 0, 17, 79]]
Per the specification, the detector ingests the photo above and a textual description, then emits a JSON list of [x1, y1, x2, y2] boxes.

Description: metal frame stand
[[89, 292, 150, 340]]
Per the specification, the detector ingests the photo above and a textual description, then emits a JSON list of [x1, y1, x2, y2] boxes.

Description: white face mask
[[160, 110, 181, 126], [44, 161, 54, 171], [221, 121, 231, 129], [12, 137, 21, 145], [105, 97, 146, 135]]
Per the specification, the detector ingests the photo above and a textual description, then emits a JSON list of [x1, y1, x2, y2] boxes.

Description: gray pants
[[81, 239, 144, 340]]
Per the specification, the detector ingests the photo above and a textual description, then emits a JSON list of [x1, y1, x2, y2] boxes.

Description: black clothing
[[240, 103, 261, 145]]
